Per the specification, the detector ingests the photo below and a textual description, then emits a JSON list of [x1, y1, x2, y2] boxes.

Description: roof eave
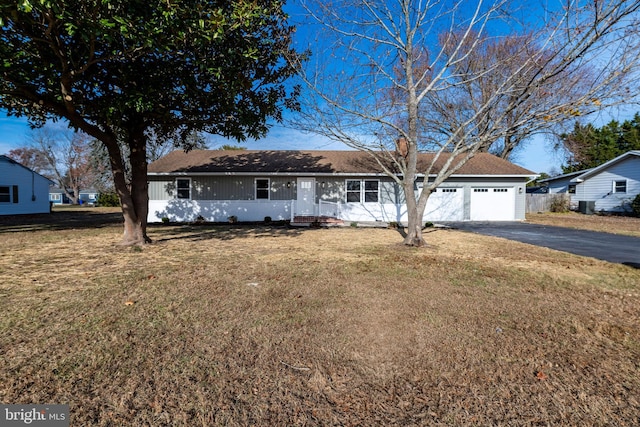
[[571, 151, 640, 181], [148, 171, 535, 178]]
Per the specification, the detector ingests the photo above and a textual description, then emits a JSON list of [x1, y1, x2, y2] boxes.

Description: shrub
[[423, 221, 434, 228], [549, 194, 570, 213], [97, 192, 120, 207], [264, 216, 272, 224], [632, 194, 640, 217]]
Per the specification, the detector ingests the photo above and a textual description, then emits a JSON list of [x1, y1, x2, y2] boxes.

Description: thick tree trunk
[[401, 175, 428, 247], [402, 35, 427, 247], [403, 209, 426, 246], [402, 193, 430, 246], [122, 127, 151, 245], [102, 126, 151, 245]]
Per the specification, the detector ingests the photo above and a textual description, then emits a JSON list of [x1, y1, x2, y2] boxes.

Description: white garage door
[[470, 187, 515, 221], [424, 188, 464, 221]]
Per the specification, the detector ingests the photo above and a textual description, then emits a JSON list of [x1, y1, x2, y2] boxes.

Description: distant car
[[526, 186, 548, 194]]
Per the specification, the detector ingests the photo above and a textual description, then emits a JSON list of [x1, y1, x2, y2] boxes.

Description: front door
[[297, 178, 315, 215]]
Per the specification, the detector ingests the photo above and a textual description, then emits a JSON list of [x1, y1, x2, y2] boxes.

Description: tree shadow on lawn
[[393, 225, 441, 239], [149, 222, 307, 242], [0, 209, 123, 233], [0, 210, 307, 242]]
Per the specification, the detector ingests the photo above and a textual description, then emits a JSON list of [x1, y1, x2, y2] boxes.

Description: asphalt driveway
[[447, 222, 640, 268]]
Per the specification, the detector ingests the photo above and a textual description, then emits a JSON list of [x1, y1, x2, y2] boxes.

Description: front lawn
[[1, 214, 638, 425], [527, 211, 640, 237]]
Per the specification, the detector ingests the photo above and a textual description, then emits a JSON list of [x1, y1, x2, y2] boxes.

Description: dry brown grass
[[526, 211, 640, 237], [1, 210, 639, 426]]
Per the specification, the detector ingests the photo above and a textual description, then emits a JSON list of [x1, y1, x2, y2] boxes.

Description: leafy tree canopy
[[0, 0, 301, 244], [0, 0, 299, 140]]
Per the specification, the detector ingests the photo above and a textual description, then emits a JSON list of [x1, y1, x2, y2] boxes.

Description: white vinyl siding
[[575, 156, 640, 212], [146, 175, 531, 223], [0, 157, 51, 215]]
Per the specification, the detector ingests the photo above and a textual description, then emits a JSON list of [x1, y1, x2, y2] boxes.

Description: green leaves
[[19, 0, 33, 13], [1, 0, 302, 149]]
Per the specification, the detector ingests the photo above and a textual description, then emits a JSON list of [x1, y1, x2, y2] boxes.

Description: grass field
[[526, 211, 640, 237], [1, 209, 639, 425]]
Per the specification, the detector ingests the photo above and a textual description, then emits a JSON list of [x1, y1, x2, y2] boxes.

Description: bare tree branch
[[291, 0, 640, 245]]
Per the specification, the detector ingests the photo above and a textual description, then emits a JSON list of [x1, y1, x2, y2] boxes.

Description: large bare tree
[[28, 126, 97, 204], [292, 0, 640, 246]]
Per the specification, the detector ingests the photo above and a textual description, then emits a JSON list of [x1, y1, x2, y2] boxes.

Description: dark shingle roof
[[148, 150, 534, 176]]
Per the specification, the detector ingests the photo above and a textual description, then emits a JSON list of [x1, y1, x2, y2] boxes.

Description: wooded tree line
[[559, 113, 640, 173]]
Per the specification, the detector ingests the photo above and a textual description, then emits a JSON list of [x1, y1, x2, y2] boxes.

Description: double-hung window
[[176, 178, 191, 199], [613, 180, 627, 193], [364, 180, 379, 202], [0, 186, 10, 203], [255, 178, 270, 200], [0, 186, 18, 203], [346, 179, 379, 203]]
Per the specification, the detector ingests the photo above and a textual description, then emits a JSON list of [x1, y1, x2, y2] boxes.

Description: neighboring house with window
[[0, 155, 52, 215], [540, 150, 640, 213], [49, 188, 99, 205], [147, 150, 535, 224]]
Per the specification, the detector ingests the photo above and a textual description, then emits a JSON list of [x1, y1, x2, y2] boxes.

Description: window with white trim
[[364, 180, 379, 202], [613, 180, 627, 193], [51, 193, 62, 202], [255, 178, 270, 200], [346, 179, 379, 203], [346, 180, 361, 202], [176, 178, 191, 199]]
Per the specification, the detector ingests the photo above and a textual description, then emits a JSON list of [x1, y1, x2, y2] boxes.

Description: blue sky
[[1, 0, 635, 176]]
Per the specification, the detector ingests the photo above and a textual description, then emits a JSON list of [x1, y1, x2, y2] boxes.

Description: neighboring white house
[[0, 155, 53, 215], [147, 150, 536, 224], [49, 188, 99, 205], [540, 150, 640, 213]]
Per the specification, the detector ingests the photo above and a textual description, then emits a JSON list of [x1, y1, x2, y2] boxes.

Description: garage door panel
[[424, 188, 464, 221], [470, 187, 515, 221]]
